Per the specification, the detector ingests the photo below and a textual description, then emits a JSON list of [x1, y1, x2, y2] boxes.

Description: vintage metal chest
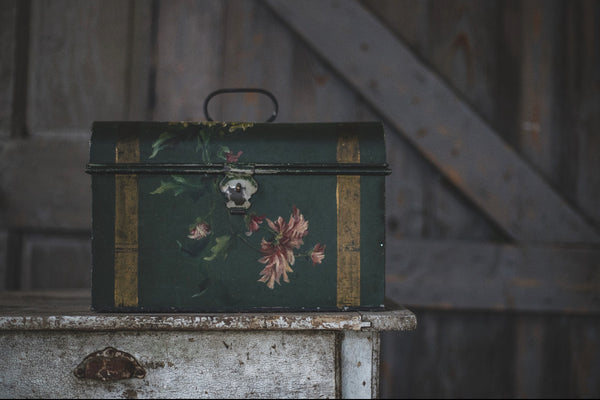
[[87, 121, 390, 312]]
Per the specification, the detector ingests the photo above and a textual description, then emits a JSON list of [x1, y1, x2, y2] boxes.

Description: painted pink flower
[[257, 239, 295, 289], [225, 150, 242, 162], [258, 206, 309, 289], [310, 244, 326, 266], [188, 222, 211, 240], [245, 214, 266, 236]]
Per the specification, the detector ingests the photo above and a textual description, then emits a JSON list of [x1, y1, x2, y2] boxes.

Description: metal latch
[[219, 173, 258, 215]]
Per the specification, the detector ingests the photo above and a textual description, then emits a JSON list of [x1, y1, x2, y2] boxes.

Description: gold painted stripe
[[336, 133, 360, 308], [114, 135, 139, 307]]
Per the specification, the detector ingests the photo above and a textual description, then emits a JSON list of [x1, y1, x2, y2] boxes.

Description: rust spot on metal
[[360, 42, 369, 52], [145, 361, 165, 369], [417, 128, 427, 137], [74, 347, 146, 381]]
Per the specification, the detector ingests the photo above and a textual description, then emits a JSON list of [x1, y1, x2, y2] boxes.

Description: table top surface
[[0, 289, 417, 332]]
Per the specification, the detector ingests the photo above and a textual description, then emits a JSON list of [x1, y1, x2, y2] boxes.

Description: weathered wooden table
[[0, 290, 416, 399]]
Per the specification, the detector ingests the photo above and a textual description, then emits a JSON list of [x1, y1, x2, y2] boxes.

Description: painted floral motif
[[224, 150, 243, 162], [257, 206, 309, 289], [310, 243, 326, 266], [149, 122, 326, 295], [188, 221, 211, 240], [245, 214, 265, 236]]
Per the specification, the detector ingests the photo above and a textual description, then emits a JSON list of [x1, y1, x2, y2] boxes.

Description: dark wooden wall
[[1, 0, 599, 398]]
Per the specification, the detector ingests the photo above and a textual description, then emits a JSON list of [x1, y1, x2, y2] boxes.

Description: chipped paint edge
[[0, 309, 416, 332]]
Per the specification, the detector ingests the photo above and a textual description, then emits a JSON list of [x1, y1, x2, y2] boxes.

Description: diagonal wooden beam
[[264, 0, 600, 244]]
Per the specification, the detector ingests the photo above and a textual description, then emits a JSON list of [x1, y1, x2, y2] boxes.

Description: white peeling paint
[[0, 331, 338, 399]]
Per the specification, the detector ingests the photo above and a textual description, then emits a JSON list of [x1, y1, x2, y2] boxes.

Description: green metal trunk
[[87, 121, 389, 312]]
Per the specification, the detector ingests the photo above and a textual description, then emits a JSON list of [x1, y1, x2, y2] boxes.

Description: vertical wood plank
[[0, 0, 18, 137], [568, 314, 600, 396], [152, 0, 225, 121], [126, 0, 154, 120], [0, 230, 7, 290], [220, 0, 294, 122], [567, 0, 600, 227], [287, 39, 374, 123], [27, 0, 129, 133], [19, 234, 91, 290], [514, 315, 545, 397], [517, 0, 562, 183], [385, 129, 429, 239], [381, 309, 515, 398]]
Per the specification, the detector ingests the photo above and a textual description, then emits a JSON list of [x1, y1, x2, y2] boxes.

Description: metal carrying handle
[[203, 88, 278, 122]]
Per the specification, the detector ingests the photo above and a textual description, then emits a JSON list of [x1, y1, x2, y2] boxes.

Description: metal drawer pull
[[74, 347, 146, 381]]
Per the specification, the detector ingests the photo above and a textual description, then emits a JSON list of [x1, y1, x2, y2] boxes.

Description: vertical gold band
[[114, 136, 139, 307], [336, 133, 360, 308]]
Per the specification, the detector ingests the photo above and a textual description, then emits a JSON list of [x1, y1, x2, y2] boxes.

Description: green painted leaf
[[203, 235, 232, 261], [171, 175, 189, 184], [150, 131, 177, 158], [150, 180, 181, 195]]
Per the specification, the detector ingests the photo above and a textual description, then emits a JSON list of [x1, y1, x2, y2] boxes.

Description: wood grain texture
[[385, 239, 600, 313], [0, 0, 17, 137], [264, 0, 600, 244], [27, 0, 129, 133], [566, 0, 600, 228], [152, 0, 225, 121], [126, 0, 154, 120], [382, 309, 600, 398], [0, 136, 90, 230], [0, 230, 7, 290], [380, 310, 515, 398], [220, 0, 295, 122], [363, 0, 511, 241], [19, 234, 90, 290], [517, 0, 562, 182]]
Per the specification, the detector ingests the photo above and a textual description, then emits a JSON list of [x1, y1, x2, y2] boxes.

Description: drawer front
[[0, 330, 338, 399]]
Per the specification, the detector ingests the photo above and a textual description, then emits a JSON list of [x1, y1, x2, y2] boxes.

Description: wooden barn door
[[1, 0, 599, 397]]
